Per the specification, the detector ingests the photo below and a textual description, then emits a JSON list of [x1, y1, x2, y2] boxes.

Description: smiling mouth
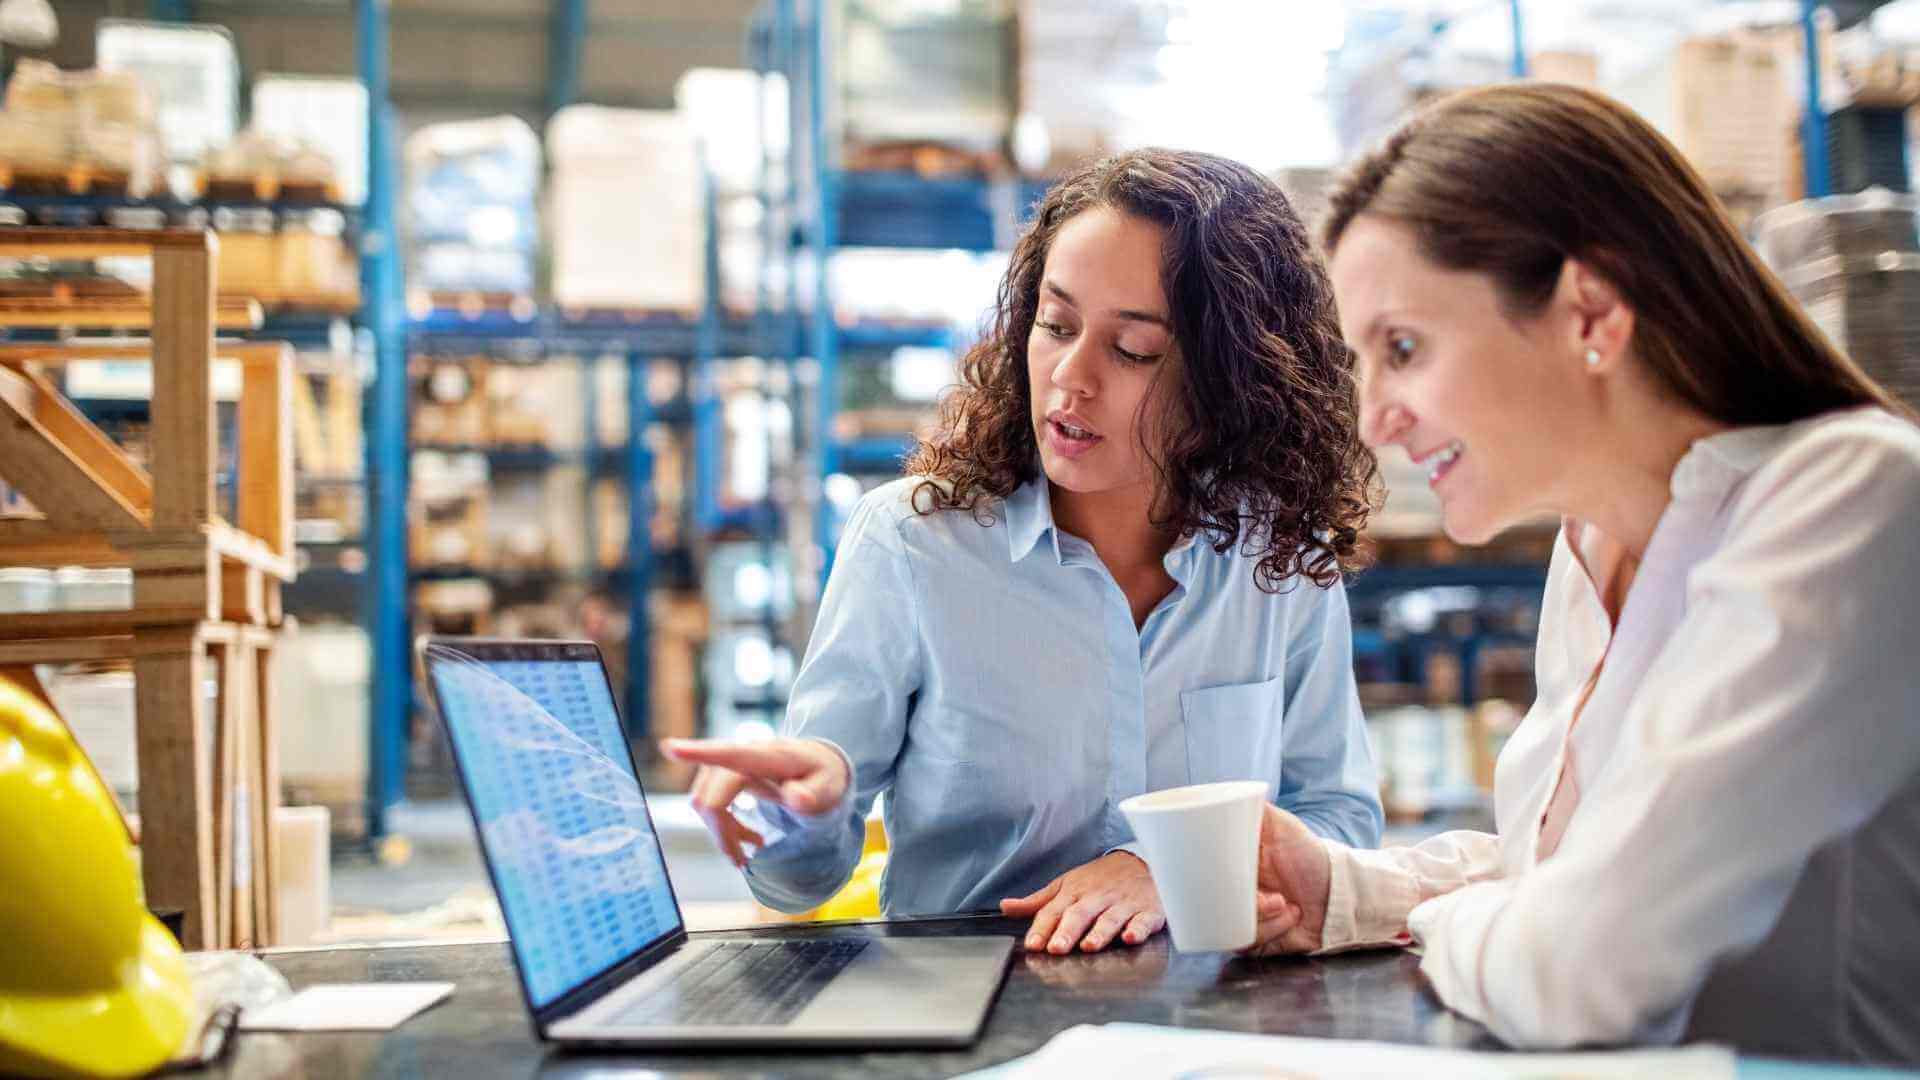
[[1418, 440, 1463, 486]]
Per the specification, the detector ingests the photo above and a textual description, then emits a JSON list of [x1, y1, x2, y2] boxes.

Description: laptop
[[418, 636, 1016, 1048]]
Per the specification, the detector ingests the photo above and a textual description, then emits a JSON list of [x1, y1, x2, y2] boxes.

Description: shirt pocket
[[1180, 676, 1285, 787]]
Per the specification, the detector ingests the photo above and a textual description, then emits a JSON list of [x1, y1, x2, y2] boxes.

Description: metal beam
[[546, 0, 586, 117], [150, 0, 196, 19], [193, 1, 750, 45], [1508, 0, 1527, 79], [358, 0, 410, 841], [625, 349, 654, 745], [807, 0, 838, 584], [1803, 0, 1831, 198]]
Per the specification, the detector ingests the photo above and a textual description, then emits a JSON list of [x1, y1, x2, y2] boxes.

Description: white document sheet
[[237, 982, 455, 1032], [954, 1023, 1737, 1080]]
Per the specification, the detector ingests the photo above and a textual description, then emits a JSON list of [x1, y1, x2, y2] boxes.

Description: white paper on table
[[951, 1023, 1737, 1080], [237, 983, 455, 1032]]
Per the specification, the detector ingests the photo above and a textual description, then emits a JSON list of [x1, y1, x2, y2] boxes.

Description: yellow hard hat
[[0, 673, 194, 1078]]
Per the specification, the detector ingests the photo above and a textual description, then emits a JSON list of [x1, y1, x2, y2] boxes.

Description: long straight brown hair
[[1322, 83, 1910, 425]]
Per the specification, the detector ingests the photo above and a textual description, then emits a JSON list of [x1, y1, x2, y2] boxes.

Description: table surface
[[212, 915, 1908, 1080]]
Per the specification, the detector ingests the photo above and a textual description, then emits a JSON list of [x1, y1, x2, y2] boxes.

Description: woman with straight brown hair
[[1245, 83, 1920, 1063]]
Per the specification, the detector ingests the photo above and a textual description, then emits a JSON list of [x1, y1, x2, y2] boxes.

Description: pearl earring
[[1583, 348, 1601, 369]]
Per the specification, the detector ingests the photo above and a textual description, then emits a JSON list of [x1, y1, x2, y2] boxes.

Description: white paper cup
[[1119, 780, 1271, 952]]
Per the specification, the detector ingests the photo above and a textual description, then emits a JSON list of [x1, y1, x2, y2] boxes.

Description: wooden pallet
[[553, 302, 702, 324], [200, 175, 342, 205], [410, 289, 539, 321], [843, 140, 1010, 179], [0, 162, 153, 200]]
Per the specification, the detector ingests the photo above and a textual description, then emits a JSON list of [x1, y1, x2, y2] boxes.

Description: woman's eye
[[1036, 320, 1072, 340], [1114, 346, 1159, 365], [1388, 333, 1417, 366]]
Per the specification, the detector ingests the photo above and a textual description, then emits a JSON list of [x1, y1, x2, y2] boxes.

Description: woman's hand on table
[[1243, 805, 1331, 956], [661, 737, 851, 868], [1000, 851, 1164, 954]]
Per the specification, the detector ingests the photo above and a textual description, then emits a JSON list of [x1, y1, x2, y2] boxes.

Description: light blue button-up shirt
[[744, 477, 1383, 916]]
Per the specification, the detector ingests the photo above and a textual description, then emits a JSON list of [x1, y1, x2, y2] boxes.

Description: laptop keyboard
[[609, 940, 870, 1028]]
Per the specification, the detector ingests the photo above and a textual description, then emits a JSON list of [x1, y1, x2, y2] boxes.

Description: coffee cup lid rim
[[1118, 780, 1271, 815]]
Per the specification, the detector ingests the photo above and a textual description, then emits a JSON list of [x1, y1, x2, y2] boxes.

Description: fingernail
[[1050, 937, 1068, 953], [1025, 935, 1040, 949]]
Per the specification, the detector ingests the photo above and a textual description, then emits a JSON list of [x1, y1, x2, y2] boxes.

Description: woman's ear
[[1554, 255, 1635, 371]]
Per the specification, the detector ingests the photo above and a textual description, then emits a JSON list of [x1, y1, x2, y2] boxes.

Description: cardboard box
[[651, 591, 708, 784], [547, 107, 703, 311], [274, 805, 331, 946]]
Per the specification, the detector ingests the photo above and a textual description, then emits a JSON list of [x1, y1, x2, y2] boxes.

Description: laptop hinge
[[538, 929, 689, 1028]]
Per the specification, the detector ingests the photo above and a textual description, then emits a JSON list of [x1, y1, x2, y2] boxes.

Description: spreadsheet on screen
[[431, 656, 681, 1008]]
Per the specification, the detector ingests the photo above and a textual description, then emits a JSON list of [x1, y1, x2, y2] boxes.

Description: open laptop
[[418, 636, 1015, 1048]]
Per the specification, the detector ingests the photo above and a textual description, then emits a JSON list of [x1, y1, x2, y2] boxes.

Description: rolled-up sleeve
[[1276, 578, 1385, 848], [742, 493, 923, 913], [1409, 427, 1920, 1048]]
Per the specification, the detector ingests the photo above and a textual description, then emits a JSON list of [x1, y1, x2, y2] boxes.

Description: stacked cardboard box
[[1608, 24, 1827, 222], [0, 60, 161, 194], [1672, 35, 1797, 202], [1756, 190, 1920, 409], [651, 592, 709, 785], [591, 432, 688, 570], [547, 107, 703, 312], [409, 451, 491, 568], [1015, 0, 1174, 174], [410, 356, 490, 446]]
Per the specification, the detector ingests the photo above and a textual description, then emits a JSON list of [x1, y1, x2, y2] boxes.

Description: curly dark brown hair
[[903, 148, 1376, 590]]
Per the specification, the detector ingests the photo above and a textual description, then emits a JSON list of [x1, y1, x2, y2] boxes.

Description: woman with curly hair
[[666, 148, 1383, 954]]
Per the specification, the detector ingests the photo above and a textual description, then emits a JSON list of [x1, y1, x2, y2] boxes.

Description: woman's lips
[[1044, 417, 1102, 459]]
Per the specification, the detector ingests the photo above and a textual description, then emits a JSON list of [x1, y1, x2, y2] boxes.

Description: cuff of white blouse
[[777, 736, 857, 829], [1405, 887, 1496, 1029], [1309, 839, 1422, 956]]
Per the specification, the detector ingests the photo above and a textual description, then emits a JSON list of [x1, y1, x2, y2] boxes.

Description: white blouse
[[1315, 406, 1920, 1062]]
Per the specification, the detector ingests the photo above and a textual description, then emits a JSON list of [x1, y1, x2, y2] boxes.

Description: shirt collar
[[1669, 409, 1866, 501], [1005, 477, 1208, 577], [1003, 479, 1059, 564]]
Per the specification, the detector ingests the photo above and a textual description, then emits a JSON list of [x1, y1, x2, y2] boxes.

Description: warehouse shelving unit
[[757, 0, 1053, 580], [392, 298, 763, 779], [14, 0, 1870, 840]]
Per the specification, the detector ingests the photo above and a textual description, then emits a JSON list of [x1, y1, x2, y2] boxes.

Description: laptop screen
[[424, 641, 684, 1010]]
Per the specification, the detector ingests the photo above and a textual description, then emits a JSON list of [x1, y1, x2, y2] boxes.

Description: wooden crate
[[0, 227, 294, 950]]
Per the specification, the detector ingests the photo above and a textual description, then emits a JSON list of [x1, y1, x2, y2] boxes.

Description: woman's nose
[[1051, 339, 1097, 397], [1358, 383, 1412, 449]]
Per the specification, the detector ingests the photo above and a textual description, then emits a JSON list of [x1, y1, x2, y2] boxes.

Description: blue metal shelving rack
[[358, 0, 410, 842], [763, 0, 1049, 579], [395, 303, 755, 767]]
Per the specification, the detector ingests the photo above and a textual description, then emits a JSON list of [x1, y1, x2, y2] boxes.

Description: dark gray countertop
[[208, 914, 1498, 1078]]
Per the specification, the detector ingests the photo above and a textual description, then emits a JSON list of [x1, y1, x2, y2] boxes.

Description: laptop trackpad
[[786, 935, 1015, 1038]]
